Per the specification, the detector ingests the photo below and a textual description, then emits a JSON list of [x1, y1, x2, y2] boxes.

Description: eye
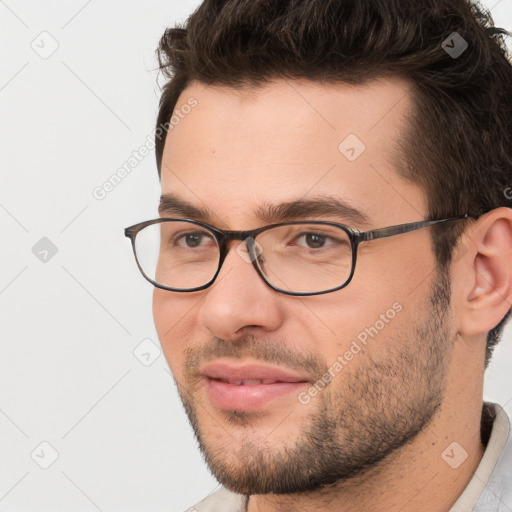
[[300, 233, 328, 249], [175, 231, 214, 248], [295, 232, 338, 249]]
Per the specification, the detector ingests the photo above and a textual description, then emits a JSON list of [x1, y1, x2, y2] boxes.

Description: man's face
[[153, 79, 457, 494]]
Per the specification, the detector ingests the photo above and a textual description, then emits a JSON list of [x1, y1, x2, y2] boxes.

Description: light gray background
[[0, 1, 511, 511]]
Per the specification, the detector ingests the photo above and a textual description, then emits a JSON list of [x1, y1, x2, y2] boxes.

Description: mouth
[[212, 378, 293, 385], [201, 361, 311, 412]]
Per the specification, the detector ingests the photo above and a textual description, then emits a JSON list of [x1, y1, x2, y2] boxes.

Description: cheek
[[152, 289, 200, 371], [296, 268, 426, 363], [357, 236, 434, 295], [152, 288, 171, 342]]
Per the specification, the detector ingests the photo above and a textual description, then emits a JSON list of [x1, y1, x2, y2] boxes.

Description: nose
[[197, 241, 285, 340]]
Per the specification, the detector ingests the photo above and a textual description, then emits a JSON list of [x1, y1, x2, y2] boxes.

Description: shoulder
[[182, 487, 247, 512]]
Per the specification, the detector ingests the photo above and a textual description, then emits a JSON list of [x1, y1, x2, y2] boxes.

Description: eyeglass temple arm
[[358, 214, 472, 243]]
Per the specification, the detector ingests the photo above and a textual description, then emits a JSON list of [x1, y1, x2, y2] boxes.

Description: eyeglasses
[[124, 215, 470, 296]]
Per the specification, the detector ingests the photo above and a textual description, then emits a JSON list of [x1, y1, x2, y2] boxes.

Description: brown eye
[[304, 233, 327, 249]]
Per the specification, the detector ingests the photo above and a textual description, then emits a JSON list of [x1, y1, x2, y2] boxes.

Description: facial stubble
[[174, 272, 454, 495]]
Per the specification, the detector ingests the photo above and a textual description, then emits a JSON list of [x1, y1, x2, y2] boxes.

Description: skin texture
[[153, 78, 512, 511]]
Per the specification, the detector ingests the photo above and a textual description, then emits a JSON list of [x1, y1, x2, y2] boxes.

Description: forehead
[[160, 78, 426, 228]]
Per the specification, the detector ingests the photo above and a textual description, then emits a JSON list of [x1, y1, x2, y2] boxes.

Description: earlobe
[[459, 209, 512, 336]]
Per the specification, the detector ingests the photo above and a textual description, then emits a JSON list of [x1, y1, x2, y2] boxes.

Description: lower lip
[[206, 378, 308, 411]]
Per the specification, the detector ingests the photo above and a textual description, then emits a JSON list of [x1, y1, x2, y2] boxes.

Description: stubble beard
[[174, 272, 454, 495]]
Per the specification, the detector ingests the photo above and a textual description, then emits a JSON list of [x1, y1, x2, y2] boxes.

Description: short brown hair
[[155, 0, 512, 365]]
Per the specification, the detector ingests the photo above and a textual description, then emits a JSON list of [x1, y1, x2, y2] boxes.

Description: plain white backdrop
[[0, 1, 511, 511]]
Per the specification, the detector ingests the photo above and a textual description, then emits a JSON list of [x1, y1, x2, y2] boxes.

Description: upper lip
[[201, 361, 311, 384]]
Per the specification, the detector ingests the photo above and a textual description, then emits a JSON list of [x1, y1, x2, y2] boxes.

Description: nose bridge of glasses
[[218, 230, 264, 265], [218, 229, 258, 251]]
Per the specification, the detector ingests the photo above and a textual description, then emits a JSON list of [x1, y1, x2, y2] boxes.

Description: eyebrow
[[159, 193, 213, 219], [159, 193, 370, 227], [255, 198, 370, 226]]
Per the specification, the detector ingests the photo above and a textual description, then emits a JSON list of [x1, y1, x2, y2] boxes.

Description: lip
[[201, 361, 311, 411]]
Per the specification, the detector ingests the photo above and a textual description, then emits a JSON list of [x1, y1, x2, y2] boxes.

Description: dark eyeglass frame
[[124, 214, 472, 296]]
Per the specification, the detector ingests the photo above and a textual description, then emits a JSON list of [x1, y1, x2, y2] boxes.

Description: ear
[[456, 207, 512, 336]]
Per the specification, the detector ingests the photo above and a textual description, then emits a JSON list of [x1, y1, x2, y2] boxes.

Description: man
[[125, 0, 512, 510]]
